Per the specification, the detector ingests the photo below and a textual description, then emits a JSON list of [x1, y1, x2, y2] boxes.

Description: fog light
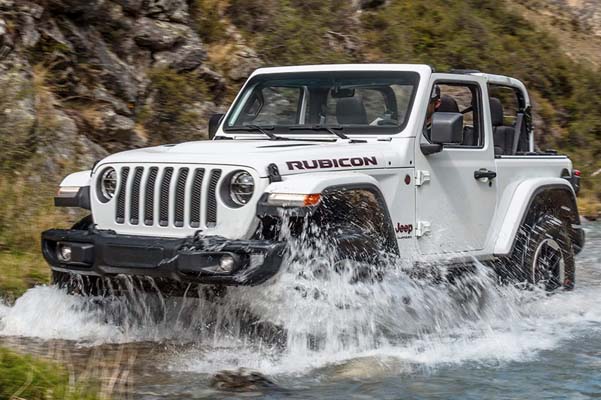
[[217, 255, 235, 273], [57, 243, 72, 262]]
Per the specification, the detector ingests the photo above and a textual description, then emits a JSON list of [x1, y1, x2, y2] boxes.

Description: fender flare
[[258, 172, 399, 254], [55, 170, 92, 209], [493, 178, 580, 256], [60, 170, 92, 188]]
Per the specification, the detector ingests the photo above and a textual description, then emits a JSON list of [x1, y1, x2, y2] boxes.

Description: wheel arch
[[257, 172, 399, 254], [493, 178, 580, 256]]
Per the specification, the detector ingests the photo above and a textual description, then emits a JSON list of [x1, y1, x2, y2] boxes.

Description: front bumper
[[41, 228, 286, 286]]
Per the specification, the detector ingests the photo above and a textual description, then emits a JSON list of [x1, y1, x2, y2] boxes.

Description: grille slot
[[115, 167, 130, 224], [174, 168, 189, 227], [130, 167, 143, 224], [190, 168, 205, 228], [144, 167, 158, 225], [206, 169, 222, 227], [159, 167, 174, 227]]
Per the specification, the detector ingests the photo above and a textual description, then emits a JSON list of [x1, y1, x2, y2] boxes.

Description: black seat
[[336, 97, 368, 125], [438, 94, 459, 113], [490, 97, 515, 155]]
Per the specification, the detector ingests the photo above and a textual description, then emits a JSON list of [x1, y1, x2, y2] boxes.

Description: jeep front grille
[[114, 165, 223, 229]]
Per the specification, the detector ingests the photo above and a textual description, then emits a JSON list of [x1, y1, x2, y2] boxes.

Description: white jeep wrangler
[[43, 64, 584, 295]]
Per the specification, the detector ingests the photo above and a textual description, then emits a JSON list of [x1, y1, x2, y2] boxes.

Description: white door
[[414, 77, 497, 255]]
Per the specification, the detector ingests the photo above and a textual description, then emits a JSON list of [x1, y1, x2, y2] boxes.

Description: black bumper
[[41, 228, 286, 286]]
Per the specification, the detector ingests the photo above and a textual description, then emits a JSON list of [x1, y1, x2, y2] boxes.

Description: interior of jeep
[[428, 82, 483, 147], [487, 84, 532, 155]]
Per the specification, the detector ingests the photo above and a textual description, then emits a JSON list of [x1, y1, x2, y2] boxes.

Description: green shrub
[[190, 0, 227, 43], [141, 67, 210, 144]]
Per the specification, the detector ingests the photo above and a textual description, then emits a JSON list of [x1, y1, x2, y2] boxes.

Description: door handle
[[474, 168, 497, 181]]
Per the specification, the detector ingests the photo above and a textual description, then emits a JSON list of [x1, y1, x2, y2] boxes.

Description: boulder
[[45, 0, 105, 16], [226, 46, 262, 81], [116, 0, 144, 14], [60, 20, 140, 103], [100, 109, 135, 136], [16, 1, 45, 19], [357, 0, 387, 9], [153, 41, 207, 71], [210, 369, 279, 392], [19, 15, 41, 48], [133, 17, 192, 50], [144, 0, 189, 23], [193, 65, 227, 102]]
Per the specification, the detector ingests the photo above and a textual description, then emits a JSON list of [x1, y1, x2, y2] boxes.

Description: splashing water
[[1, 223, 600, 393]]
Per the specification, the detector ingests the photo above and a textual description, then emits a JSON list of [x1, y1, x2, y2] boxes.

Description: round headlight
[[229, 171, 254, 206], [99, 167, 117, 202]]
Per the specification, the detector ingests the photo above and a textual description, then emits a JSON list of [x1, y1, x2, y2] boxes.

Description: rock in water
[[209, 368, 278, 392]]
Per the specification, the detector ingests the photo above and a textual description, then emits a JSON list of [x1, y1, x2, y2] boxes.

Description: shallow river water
[[1, 223, 601, 399]]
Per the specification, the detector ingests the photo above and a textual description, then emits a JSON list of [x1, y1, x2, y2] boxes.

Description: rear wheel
[[509, 213, 575, 291]]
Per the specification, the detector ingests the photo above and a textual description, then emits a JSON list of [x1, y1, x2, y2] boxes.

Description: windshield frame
[[223, 70, 421, 136]]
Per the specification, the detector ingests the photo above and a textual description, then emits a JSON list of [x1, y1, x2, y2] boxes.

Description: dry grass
[[0, 345, 114, 400], [0, 252, 49, 302]]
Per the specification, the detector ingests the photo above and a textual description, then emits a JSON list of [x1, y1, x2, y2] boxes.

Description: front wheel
[[510, 213, 575, 291]]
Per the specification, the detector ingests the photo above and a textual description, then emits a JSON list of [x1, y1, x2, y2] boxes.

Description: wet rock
[[209, 369, 279, 392], [226, 45, 262, 81], [153, 41, 207, 71], [133, 17, 191, 50]]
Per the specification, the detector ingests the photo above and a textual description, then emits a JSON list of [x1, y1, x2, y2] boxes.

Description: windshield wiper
[[226, 125, 337, 142], [241, 125, 285, 140], [289, 125, 366, 143]]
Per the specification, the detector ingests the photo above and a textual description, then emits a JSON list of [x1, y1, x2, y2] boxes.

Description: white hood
[[94, 138, 414, 177]]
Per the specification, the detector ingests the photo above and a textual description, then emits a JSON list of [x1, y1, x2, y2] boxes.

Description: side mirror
[[208, 113, 225, 139], [431, 112, 464, 145], [421, 112, 464, 155]]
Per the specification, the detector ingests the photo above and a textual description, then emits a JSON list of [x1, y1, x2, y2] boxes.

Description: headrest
[[489, 97, 504, 126], [336, 97, 368, 125], [437, 95, 459, 113]]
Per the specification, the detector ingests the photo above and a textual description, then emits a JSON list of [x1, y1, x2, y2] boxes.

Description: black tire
[[509, 213, 575, 291], [331, 225, 384, 283]]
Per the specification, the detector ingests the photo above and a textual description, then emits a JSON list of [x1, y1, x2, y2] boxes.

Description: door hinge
[[416, 221, 431, 238], [415, 170, 431, 186]]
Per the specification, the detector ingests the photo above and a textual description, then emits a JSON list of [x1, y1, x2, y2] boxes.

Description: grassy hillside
[[1, 0, 601, 297]]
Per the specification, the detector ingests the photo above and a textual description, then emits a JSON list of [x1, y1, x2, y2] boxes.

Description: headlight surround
[[98, 167, 117, 202], [228, 171, 254, 206]]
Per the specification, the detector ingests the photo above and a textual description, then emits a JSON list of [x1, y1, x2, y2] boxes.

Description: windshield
[[225, 71, 420, 135]]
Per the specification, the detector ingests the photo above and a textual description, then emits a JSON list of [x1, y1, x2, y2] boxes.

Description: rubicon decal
[[286, 156, 378, 171]]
